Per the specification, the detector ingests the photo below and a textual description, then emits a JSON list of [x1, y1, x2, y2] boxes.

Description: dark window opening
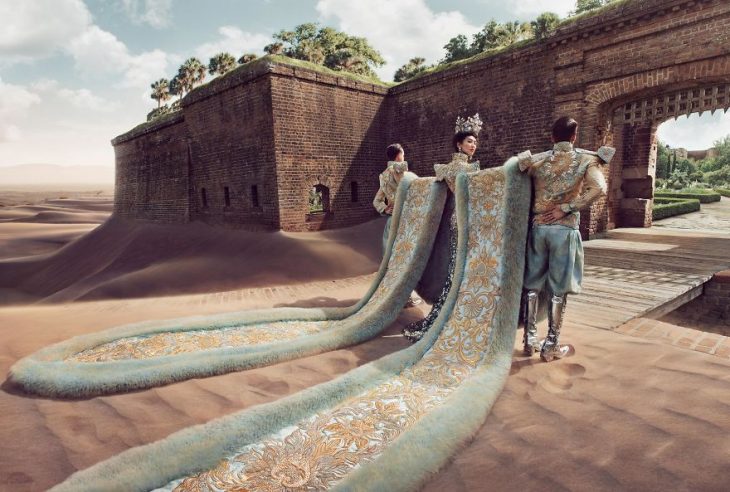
[[350, 181, 358, 203], [224, 186, 231, 207], [251, 185, 259, 208], [308, 184, 330, 214], [201, 188, 208, 208]]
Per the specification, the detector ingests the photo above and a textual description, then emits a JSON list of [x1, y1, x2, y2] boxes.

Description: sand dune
[[1, 190, 728, 491], [1, 285, 729, 491], [0, 216, 385, 304], [0, 197, 385, 305], [0, 283, 419, 491]]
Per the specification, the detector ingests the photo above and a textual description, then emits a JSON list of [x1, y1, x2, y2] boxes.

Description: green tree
[[712, 135, 730, 168], [531, 12, 561, 41], [704, 166, 730, 186], [442, 18, 535, 64], [150, 78, 170, 109], [266, 23, 384, 78], [238, 53, 258, 64], [656, 141, 671, 179], [470, 20, 502, 53], [700, 135, 730, 186], [574, 0, 615, 15], [208, 52, 237, 76], [394, 57, 428, 82], [442, 34, 472, 63]]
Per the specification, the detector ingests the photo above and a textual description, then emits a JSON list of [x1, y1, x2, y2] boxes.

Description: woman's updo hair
[[453, 130, 478, 152]]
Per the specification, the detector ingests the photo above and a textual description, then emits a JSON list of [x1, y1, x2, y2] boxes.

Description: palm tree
[[264, 42, 284, 55], [497, 21, 532, 47], [238, 53, 258, 64], [169, 75, 183, 101], [532, 12, 561, 41], [177, 57, 206, 93], [208, 52, 236, 76], [394, 57, 427, 82], [150, 78, 170, 109], [299, 39, 325, 65]]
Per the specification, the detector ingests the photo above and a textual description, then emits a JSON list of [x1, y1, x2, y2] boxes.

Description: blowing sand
[[1, 195, 729, 491]]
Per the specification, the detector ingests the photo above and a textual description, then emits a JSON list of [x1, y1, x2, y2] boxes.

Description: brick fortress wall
[[112, 113, 189, 223], [269, 67, 389, 231], [113, 0, 730, 235]]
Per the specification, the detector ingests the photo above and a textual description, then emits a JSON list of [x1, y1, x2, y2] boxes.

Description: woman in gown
[[402, 113, 482, 342]]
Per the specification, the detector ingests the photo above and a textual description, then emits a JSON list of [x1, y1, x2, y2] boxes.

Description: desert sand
[[0, 193, 385, 305], [1, 194, 729, 491]]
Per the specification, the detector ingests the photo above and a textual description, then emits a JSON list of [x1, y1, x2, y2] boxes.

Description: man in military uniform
[[517, 116, 615, 362]]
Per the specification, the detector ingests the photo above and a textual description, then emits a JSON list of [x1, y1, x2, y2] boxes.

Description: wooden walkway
[[565, 226, 730, 338]]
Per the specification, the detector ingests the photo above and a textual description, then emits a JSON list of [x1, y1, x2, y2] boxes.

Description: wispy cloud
[[657, 111, 730, 150], [66, 25, 173, 89], [0, 0, 91, 65], [0, 77, 41, 142], [317, 0, 480, 80], [194, 26, 271, 63], [119, 0, 174, 29], [482, 0, 575, 19], [31, 79, 121, 112]]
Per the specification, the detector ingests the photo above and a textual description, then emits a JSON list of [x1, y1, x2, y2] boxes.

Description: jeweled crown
[[454, 113, 483, 135]]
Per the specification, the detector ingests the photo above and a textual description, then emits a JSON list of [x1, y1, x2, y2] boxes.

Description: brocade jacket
[[373, 161, 409, 215], [517, 142, 615, 229]]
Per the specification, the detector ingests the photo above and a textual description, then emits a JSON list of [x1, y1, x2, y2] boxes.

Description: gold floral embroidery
[[170, 170, 507, 492], [67, 180, 437, 364]]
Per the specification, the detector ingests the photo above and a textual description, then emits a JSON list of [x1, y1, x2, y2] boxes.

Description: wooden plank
[[559, 226, 730, 333]]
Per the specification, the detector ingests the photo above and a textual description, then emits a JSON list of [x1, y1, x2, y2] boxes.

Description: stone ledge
[[111, 111, 184, 145], [711, 270, 730, 284]]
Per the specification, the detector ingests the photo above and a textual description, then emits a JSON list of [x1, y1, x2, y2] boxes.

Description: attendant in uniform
[[373, 143, 421, 308], [517, 116, 615, 361]]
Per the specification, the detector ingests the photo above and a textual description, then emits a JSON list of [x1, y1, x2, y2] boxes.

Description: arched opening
[[350, 181, 359, 203], [604, 83, 730, 229], [308, 184, 330, 214], [656, 111, 730, 191]]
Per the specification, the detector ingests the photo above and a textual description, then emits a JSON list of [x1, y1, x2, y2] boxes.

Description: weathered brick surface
[[668, 270, 730, 336], [184, 74, 279, 229], [112, 0, 730, 234], [270, 74, 389, 232], [113, 114, 189, 223]]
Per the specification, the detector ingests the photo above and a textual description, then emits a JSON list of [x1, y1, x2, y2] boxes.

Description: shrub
[[652, 197, 700, 220], [714, 188, 730, 198], [147, 105, 172, 122], [703, 166, 730, 187], [654, 190, 721, 203]]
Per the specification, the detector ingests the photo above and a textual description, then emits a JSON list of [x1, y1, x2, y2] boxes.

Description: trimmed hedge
[[654, 197, 694, 204], [714, 188, 730, 198], [652, 197, 700, 220], [654, 191, 721, 203]]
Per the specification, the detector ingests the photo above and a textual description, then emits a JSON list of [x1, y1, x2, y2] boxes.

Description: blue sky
[[0, 0, 728, 168]]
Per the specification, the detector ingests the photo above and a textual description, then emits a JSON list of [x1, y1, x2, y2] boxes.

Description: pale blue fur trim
[[333, 157, 532, 491], [47, 161, 532, 491], [9, 172, 446, 398]]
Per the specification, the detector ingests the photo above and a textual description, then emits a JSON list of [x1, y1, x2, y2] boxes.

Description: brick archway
[[574, 57, 730, 230]]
